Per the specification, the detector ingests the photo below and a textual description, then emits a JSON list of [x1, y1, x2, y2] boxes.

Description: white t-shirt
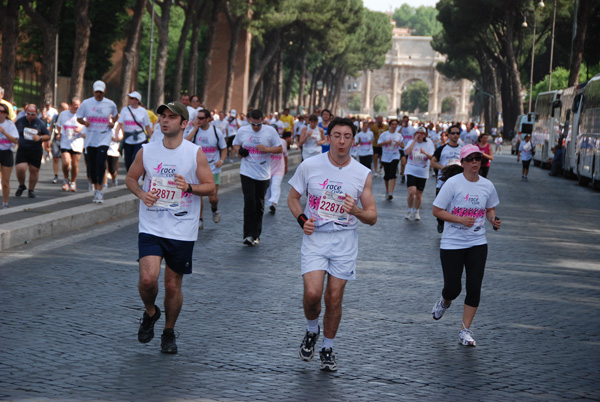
[[405, 139, 435, 178], [76, 97, 118, 148], [519, 141, 533, 161], [0, 120, 18, 151], [270, 138, 288, 177], [294, 122, 305, 137], [399, 125, 415, 149], [150, 123, 163, 143], [377, 131, 403, 162], [215, 119, 228, 137], [227, 117, 238, 137], [288, 153, 370, 232], [461, 129, 479, 145], [233, 124, 282, 180], [271, 119, 284, 135], [189, 126, 227, 174], [432, 143, 462, 188], [118, 106, 151, 145], [355, 131, 373, 156], [57, 110, 85, 152], [139, 139, 201, 241], [433, 173, 499, 249], [302, 126, 323, 160]]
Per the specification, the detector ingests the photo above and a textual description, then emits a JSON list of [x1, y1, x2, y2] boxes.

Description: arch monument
[[340, 27, 470, 121]]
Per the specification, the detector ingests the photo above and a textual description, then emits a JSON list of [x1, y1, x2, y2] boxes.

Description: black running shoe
[[299, 327, 320, 362], [161, 328, 178, 354], [15, 185, 26, 197], [138, 305, 161, 343], [319, 347, 337, 371], [269, 205, 276, 214], [28, 190, 36, 198]]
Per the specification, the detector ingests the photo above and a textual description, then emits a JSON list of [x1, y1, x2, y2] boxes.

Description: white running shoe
[[415, 211, 421, 221], [212, 210, 221, 223], [92, 191, 100, 204], [89, 183, 94, 192], [70, 182, 77, 192], [62, 179, 69, 191], [405, 211, 414, 220], [458, 328, 476, 346], [198, 218, 204, 230], [97, 191, 104, 203], [432, 296, 449, 320]]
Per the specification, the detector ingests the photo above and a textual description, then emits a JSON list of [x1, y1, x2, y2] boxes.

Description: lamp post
[[147, 0, 155, 109], [526, 0, 545, 114]]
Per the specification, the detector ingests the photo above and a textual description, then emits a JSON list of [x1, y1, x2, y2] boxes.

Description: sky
[[363, 0, 438, 13]]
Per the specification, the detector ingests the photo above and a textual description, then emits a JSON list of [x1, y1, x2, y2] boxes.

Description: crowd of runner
[[0, 82, 502, 369]]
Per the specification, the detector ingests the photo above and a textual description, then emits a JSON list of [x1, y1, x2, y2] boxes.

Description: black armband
[[297, 213, 308, 229], [186, 184, 193, 194], [238, 147, 249, 158]]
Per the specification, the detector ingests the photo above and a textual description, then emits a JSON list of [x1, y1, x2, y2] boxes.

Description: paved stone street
[[1, 150, 599, 401]]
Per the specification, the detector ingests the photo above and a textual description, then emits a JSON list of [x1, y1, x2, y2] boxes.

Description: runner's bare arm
[[348, 174, 377, 226], [126, 149, 159, 206], [288, 187, 316, 235]]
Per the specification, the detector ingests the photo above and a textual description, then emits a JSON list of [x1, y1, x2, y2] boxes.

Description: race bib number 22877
[[150, 177, 182, 209]]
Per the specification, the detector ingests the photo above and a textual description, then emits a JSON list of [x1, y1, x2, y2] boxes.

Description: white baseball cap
[[128, 91, 142, 102], [93, 80, 106, 92]]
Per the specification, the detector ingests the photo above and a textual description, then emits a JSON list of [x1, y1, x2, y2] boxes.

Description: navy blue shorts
[[138, 233, 195, 275]]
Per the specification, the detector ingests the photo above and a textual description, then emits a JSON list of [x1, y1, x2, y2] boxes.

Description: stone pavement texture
[[0, 150, 599, 401]]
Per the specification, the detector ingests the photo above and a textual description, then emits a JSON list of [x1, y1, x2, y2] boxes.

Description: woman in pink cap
[[431, 144, 501, 347]]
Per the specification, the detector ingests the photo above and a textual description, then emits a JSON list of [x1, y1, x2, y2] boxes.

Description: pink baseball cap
[[460, 144, 482, 160]]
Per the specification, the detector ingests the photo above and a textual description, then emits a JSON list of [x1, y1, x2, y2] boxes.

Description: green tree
[[392, 3, 441, 36], [402, 81, 428, 113], [348, 94, 361, 111], [374, 95, 388, 114]]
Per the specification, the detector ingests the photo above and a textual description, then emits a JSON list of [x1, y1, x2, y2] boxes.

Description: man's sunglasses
[[250, 122, 262, 127], [449, 131, 460, 135], [464, 154, 482, 162]]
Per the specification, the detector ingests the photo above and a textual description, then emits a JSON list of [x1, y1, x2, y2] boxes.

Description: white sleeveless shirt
[[139, 139, 201, 241]]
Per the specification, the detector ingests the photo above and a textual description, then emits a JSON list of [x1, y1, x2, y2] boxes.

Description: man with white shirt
[[399, 115, 415, 183], [233, 109, 283, 246], [77, 80, 119, 203], [185, 108, 227, 228], [461, 122, 479, 145], [127, 100, 215, 354], [115, 91, 153, 172], [288, 117, 377, 372], [56, 97, 85, 191]]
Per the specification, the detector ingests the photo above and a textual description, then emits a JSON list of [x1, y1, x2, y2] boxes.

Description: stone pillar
[[459, 79, 469, 121], [362, 69, 372, 115], [391, 67, 399, 116], [429, 68, 440, 120]]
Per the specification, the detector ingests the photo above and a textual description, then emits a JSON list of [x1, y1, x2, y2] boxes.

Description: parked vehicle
[[511, 113, 535, 155], [532, 91, 562, 168], [576, 73, 600, 189]]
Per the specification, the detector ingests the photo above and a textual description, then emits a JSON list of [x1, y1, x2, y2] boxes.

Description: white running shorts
[[301, 229, 358, 280]]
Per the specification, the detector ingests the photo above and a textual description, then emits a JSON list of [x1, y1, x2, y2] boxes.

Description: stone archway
[[340, 28, 470, 121]]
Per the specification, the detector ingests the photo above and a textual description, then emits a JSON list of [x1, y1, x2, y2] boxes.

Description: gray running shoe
[[299, 327, 320, 362], [319, 347, 337, 371], [432, 296, 449, 320]]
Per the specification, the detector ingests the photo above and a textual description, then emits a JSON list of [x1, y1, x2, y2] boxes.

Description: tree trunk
[[188, 1, 206, 96], [119, 0, 146, 108], [223, 5, 243, 112], [247, 30, 282, 104], [283, 54, 298, 109], [23, 0, 66, 105], [173, 0, 198, 98], [199, 0, 222, 105], [153, 0, 173, 107], [69, 0, 92, 101], [332, 68, 345, 115], [276, 50, 284, 112], [501, 7, 524, 139], [0, 0, 20, 103], [296, 45, 307, 114], [568, 0, 592, 87]]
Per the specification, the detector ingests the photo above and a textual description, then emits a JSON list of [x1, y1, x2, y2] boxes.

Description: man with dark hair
[[126, 100, 215, 354], [233, 109, 283, 246], [288, 116, 377, 372], [15, 104, 51, 198]]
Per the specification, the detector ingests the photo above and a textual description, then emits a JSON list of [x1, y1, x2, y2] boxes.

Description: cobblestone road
[[1, 151, 599, 401]]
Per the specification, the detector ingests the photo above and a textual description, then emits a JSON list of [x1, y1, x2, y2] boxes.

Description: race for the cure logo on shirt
[[153, 162, 177, 178], [450, 192, 486, 231]]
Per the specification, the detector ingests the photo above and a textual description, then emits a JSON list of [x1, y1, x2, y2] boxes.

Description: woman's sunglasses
[[464, 154, 482, 162]]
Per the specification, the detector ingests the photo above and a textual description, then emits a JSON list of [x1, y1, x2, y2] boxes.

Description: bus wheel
[[578, 173, 590, 187]]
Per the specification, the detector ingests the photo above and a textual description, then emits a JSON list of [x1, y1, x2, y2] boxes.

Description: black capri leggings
[[358, 155, 372, 170], [440, 244, 488, 308], [382, 159, 399, 181], [86, 146, 109, 185]]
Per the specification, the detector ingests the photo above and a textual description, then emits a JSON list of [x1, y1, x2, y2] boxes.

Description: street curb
[[0, 151, 302, 251]]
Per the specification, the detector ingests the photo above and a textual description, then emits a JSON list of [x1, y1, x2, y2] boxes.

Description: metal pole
[[147, 0, 155, 108], [54, 32, 59, 105], [528, 12, 537, 114], [548, 0, 557, 91]]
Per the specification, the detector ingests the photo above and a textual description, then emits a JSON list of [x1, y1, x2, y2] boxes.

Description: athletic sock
[[321, 336, 334, 350], [306, 318, 319, 334]]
